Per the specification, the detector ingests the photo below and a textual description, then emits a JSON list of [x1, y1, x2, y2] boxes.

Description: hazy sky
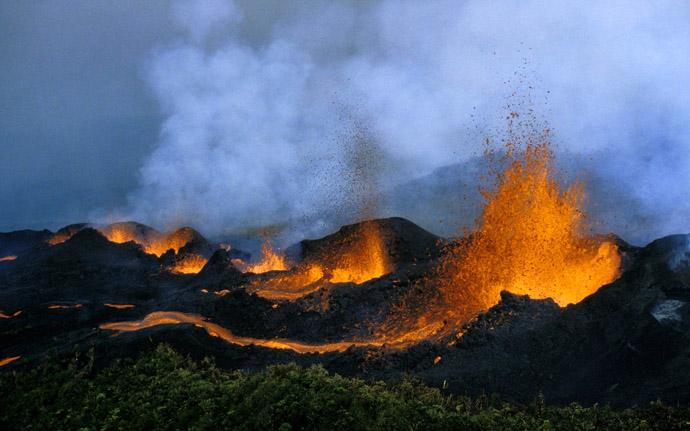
[[2, 1, 690, 245], [0, 0, 293, 231]]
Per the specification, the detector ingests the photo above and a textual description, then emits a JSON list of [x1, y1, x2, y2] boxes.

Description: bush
[[1, 345, 689, 430]]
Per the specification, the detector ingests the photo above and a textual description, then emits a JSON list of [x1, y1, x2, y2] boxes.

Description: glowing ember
[[104, 303, 135, 309], [0, 310, 22, 319], [100, 311, 409, 354], [0, 356, 20, 367], [170, 254, 208, 274], [0, 255, 17, 262], [439, 139, 620, 313], [48, 304, 83, 309], [242, 240, 289, 273]]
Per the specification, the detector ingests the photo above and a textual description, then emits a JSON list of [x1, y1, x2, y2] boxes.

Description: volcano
[[1, 212, 689, 406], [0, 139, 687, 407]]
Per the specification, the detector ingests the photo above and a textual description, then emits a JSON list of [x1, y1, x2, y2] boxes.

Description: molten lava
[[100, 311, 403, 354], [248, 264, 325, 300], [0, 310, 22, 319], [241, 240, 289, 273], [439, 138, 620, 317], [327, 221, 390, 284], [48, 304, 83, 309], [104, 303, 135, 309], [170, 254, 208, 274], [378, 134, 621, 345], [46, 223, 210, 274], [0, 356, 20, 367], [245, 224, 391, 301], [0, 255, 17, 262], [99, 224, 196, 257]]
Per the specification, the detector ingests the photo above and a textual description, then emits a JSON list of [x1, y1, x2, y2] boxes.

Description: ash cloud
[[122, 0, 690, 245]]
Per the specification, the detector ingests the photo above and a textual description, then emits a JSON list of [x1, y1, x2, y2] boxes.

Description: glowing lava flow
[[246, 265, 325, 300], [0, 310, 22, 319], [100, 311, 400, 354], [0, 255, 17, 262], [0, 356, 20, 367], [104, 303, 135, 310], [48, 304, 82, 309]]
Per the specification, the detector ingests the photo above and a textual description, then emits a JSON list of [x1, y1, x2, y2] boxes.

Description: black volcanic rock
[[0, 228, 161, 310], [48, 223, 90, 243], [175, 229, 215, 257], [0, 229, 52, 257], [191, 249, 245, 289]]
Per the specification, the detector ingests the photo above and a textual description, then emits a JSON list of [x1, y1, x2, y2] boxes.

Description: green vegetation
[[1, 345, 689, 430]]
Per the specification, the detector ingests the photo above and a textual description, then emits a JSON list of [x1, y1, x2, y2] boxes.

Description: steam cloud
[[123, 0, 690, 245]]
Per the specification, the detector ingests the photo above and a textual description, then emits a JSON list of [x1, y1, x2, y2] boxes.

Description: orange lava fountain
[[328, 222, 390, 284], [170, 255, 208, 274], [438, 137, 620, 317], [242, 240, 289, 274]]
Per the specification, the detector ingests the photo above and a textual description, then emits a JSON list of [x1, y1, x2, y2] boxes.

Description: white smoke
[[125, 0, 690, 245]]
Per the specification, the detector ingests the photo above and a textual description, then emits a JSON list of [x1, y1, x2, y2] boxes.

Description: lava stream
[[104, 303, 135, 310], [0, 356, 20, 367], [0, 255, 17, 262], [100, 311, 418, 354], [48, 304, 82, 309]]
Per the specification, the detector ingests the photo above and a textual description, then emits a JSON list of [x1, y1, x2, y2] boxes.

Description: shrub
[[1, 345, 689, 430]]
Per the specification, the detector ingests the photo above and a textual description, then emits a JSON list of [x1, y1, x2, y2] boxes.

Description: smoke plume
[[123, 0, 690, 245]]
